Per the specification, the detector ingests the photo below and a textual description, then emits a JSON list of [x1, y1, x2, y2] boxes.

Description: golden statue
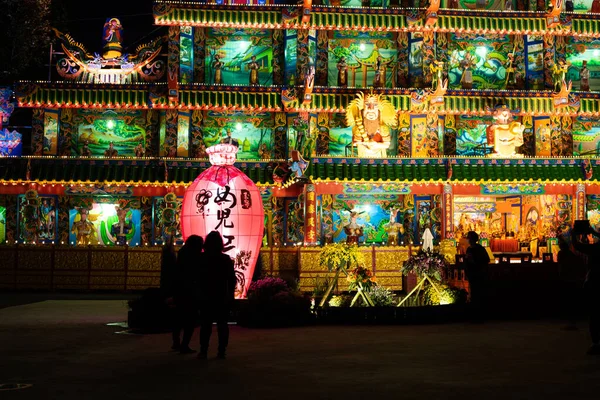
[[486, 105, 524, 158], [346, 92, 397, 158], [71, 208, 98, 244]]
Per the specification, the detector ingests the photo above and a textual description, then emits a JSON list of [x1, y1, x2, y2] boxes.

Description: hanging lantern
[[180, 144, 264, 299]]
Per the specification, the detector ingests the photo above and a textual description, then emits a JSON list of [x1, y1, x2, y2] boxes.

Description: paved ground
[[0, 296, 599, 400]]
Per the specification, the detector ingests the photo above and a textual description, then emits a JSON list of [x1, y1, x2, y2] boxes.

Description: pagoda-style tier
[[153, 1, 600, 37], [1, 156, 597, 186], [14, 82, 600, 117]]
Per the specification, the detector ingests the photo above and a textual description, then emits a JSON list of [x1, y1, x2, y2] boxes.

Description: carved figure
[[552, 60, 569, 92], [429, 61, 444, 89], [111, 207, 132, 246], [580, 60, 590, 92], [346, 92, 397, 158], [553, 80, 572, 109], [102, 18, 123, 59], [212, 54, 224, 85], [505, 53, 517, 89], [344, 211, 364, 245], [104, 142, 118, 157], [337, 56, 348, 87], [248, 55, 260, 86]]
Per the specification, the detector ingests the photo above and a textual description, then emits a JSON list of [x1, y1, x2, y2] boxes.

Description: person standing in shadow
[[465, 231, 491, 322], [160, 235, 178, 349], [571, 223, 600, 355], [557, 236, 586, 330], [197, 231, 236, 360], [172, 235, 203, 354]]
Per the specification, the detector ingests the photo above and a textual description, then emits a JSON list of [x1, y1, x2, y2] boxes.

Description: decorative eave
[[1, 156, 597, 186], [14, 82, 169, 109], [153, 2, 600, 37], [154, 1, 286, 28], [178, 86, 282, 112]]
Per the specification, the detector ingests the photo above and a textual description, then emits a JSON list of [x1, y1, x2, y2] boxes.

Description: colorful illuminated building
[[1, 0, 600, 292]]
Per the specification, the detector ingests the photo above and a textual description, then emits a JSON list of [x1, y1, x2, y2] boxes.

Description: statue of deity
[[385, 209, 404, 245], [337, 57, 348, 87], [71, 208, 97, 244], [102, 18, 123, 59], [552, 59, 569, 92], [212, 54, 224, 85], [580, 60, 590, 92], [344, 212, 364, 245], [346, 92, 397, 158], [486, 105, 525, 158], [248, 55, 260, 86], [111, 207, 133, 246]]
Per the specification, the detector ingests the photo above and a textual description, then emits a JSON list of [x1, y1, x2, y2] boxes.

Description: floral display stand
[[398, 249, 449, 307], [318, 244, 375, 307]]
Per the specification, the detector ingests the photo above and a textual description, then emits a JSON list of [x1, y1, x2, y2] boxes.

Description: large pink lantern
[[181, 144, 265, 298]]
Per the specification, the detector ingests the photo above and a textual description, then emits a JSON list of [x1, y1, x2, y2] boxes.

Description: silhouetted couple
[[167, 231, 236, 359], [570, 224, 600, 356]]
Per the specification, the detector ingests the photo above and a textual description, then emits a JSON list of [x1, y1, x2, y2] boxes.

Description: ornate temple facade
[[1, 0, 600, 291]]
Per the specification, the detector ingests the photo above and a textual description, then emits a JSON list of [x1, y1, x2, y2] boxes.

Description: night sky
[[57, 0, 163, 55]]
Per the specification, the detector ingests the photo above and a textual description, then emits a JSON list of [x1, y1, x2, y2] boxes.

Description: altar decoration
[[398, 249, 449, 307], [180, 144, 265, 299], [439, 239, 457, 264]]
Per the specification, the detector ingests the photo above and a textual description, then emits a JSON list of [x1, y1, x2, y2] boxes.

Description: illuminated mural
[[68, 110, 146, 157], [204, 28, 273, 86], [455, 117, 492, 156], [573, 118, 600, 156], [69, 203, 141, 246], [202, 111, 273, 160], [328, 113, 353, 157], [448, 34, 512, 90], [328, 31, 396, 89], [566, 40, 600, 91], [18, 193, 57, 243]]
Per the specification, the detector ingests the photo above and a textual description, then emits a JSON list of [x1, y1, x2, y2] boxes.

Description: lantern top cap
[[206, 144, 238, 166]]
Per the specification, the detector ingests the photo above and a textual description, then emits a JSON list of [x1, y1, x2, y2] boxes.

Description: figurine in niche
[[373, 55, 384, 88], [111, 206, 132, 246], [505, 53, 517, 89], [344, 211, 364, 245], [71, 207, 97, 244], [212, 53, 224, 85], [460, 53, 475, 90], [385, 208, 404, 246], [134, 143, 145, 157], [80, 141, 92, 157], [221, 128, 239, 147], [552, 59, 570, 92], [337, 56, 348, 87], [579, 60, 590, 92], [40, 199, 55, 239], [104, 141, 118, 157], [194, 140, 208, 158], [304, 62, 315, 90], [566, 0, 574, 11], [346, 92, 396, 158], [248, 55, 260, 86], [288, 150, 309, 181], [504, 0, 513, 10], [486, 105, 524, 157], [429, 60, 444, 90], [258, 143, 270, 159]]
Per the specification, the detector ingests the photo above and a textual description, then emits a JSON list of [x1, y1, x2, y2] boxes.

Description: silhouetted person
[[571, 224, 600, 355], [172, 235, 203, 354], [557, 236, 586, 330], [465, 231, 490, 321], [197, 231, 236, 359], [160, 236, 178, 348]]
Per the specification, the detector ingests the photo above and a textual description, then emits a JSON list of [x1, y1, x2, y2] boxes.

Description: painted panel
[[43, 109, 59, 155]]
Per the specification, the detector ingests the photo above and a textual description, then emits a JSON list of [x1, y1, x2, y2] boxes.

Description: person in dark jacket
[[197, 231, 237, 359], [571, 224, 600, 355], [557, 236, 586, 330], [172, 235, 203, 354], [465, 231, 491, 321]]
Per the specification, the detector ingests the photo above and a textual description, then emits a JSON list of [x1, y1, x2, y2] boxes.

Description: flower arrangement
[[346, 265, 377, 292], [370, 286, 395, 307], [401, 249, 449, 281], [319, 243, 366, 272]]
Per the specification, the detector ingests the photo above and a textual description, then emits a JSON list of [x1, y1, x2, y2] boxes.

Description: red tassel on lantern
[[181, 144, 265, 299]]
